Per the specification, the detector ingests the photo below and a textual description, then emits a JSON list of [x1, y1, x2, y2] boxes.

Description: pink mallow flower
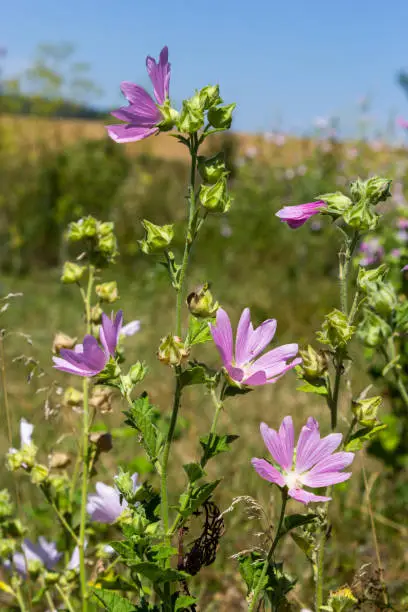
[[107, 46, 170, 143], [252, 417, 354, 505], [53, 311, 123, 377], [87, 473, 139, 524], [276, 201, 326, 229], [402, 265, 408, 272], [209, 308, 300, 387]]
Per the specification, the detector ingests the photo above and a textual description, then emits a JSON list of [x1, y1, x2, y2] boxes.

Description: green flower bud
[[90, 305, 103, 324], [63, 386, 83, 407], [357, 264, 388, 293], [97, 360, 122, 382], [157, 100, 179, 131], [350, 177, 366, 202], [19, 444, 37, 469], [95, 281, 119, 303], [44, 571, 60, 586], [317, 309, 355, 349], [343, 198, 379, 231], [299, 345, 328, 379], [199, 85, 222, 110], [138, 219, 174, 254], [365, 176, 392, 205], [6, 519, 26, 538], [30, 464, 49, 485], [27, 558, 43, 579], [318, 191, 352, 216], [114, 470, 136, 504], [199, 178, 232, 213], [0, 490, 14, 520], [7, 451, 23, 472], [197, 152, 227, 184], [358, 309, 392, 347], [158, 335, 190, 366], [66, 220, 84, 242], [327, 586, 358, 612], [82, 216, 98, 238], [98, 233, 118, 260], [128, 361, 148, 385], [61, 262, 86, 284], [352, 395, 382, 428], [207, 103, 236, 129], [367, 283, 397, 317], [186, 283, 219, 318], [178, 94, 204, 133], [0, 538, 16, 557], [98, 221, 115, 237]]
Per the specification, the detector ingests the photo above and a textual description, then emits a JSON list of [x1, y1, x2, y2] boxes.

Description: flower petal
[[120, 83, 160, 116], [246, 319, 277, 360], [121, 320, 141, 337], [100, 310, 123, 357], [288, 488, 331, 504], [106, 124, 158, 143], [210, 308, 233, 366], [243, 370, 267, 386], [251, 458, 285, 486], [296, 417, 321, 472], [298, 432, 343, 473], [260, 421, 292, 470], [305, 451, 354, 476], [301, 471, 351, 488], [235, 308, 252, 365], [20, 418, 34, 447], [146, 46, 171, 105], [253, 343, 299, 371]]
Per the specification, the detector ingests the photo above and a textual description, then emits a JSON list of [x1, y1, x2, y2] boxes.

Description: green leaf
[[130, 562, 189, 583], [179, 365, 208, 388], [109, 541, 139, 561], [186, 317, 212, 346], [175, 595, 198, 611], [150, 543, 177, 562], [345, 422, 387, 451], [223, 384, 252, 398], [124, 393, 163, 462], [281, 513, 318, 535], [296, 380, 328, 396], [179, 479, 221, 518], [290, 532, 313, 559], [92, 588, 137, 611], [183, 462, 205, 482], [200, 433, 239, 463], [238, 552, 265, 592]]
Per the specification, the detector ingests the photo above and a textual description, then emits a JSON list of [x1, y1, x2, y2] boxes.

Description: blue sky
[[2, 0, 408, 135]]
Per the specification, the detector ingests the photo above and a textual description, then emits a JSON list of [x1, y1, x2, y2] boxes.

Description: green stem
[[248, 489, 288, 612], [49, 499, 79, 544], [161, 371, 182, 537], [314, 522, 327, 612], [15, 584, 29, 612], [175, 133, 198, 337], [55, 585, 76, 612], [78, 265, 94, 611]]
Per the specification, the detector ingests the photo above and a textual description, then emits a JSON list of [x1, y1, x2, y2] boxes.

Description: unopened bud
[[352, 396, 382, 428], [158, 335, 190, 366], [367, 283, 397, 317], [95, 281, 119, 303], [343, 198, 379, 231], [114, 470, 136, 503], [49, 452, 71, 469], [89, 432, 113, 453], [357, 264, 388, 293], [318, 191, 352, 216], [317, 310, 355, 349], [350, 177, 366, 202], [139, 219, 174, 254], [61, 262, 86, 284], [0, 538, 16, 557], [158, 100, 179, 131], [199, 178, 232, 213], [128, 362, 148, 384], [178, 94, 204, 133], [52, 332, 77, 353], [199, 85, 222, 110], [90, 305, 103, 324], [207, 103, 236, 129], [197, 153, 227, 184], [365, 176, 392, 205], [44, 572, 60, 586], [63, 387, 83, 407], [98, 221, 115, 237], [0, 490, 13, 519], [299, 345, 328, 379], [187, 283, 219, 318], [82, 216, 98, 238], [98, 233, 118, 260], [30, 464, 49, 485], [27, 559, 43, 579], [358, 310, 392, 347]]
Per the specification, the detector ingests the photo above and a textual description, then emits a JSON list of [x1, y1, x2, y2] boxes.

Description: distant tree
[[397, 69, 408, 101]]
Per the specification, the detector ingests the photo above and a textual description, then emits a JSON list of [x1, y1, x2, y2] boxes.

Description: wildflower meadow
[[0, 43, 408, 612]]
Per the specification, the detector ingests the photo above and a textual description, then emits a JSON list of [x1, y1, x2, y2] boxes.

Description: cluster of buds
[[177, 84, 235, 135], [352, 395, 382, 429], [356, 265, 398, 347], [317, 310, 355, 350], [66, 216, 118, 266], [320, 176, 392, 231], [138, 219, 174, 255], [158, 334, 190, 366], [198, 151, 233, 215]]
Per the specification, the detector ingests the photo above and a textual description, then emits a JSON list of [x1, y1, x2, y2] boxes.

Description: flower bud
[[89, 432, 113, 453], [82, 216, 98, 238], [66, 220, 84, 242], [52, 332, 77, 353], [199, 85, 222, 110], [95, 281, 119, 303], [90, 386, 114, 413], [327, 586, 358, 611], [98, 221, 115, 237], [19, 444, 37, 469], [343, 198, 379, 231], [157, 100, 179, 131], [0, 538, 16, 558], [199, 178, 232, 213], [90, 305, 103, 324], [61, 262, 86, 284], [358, 310, 392, 347], [350, 178, 366, 202], [317, 310, 355, 349], [98, 360, 121, 381], [158, 335, 190, 366], [49, 452, 71, 469], [187, 283, 219, 318], [27, 559, 43, 579], [318, 191, 352, 216], [367, 283, 397, 317], [44, 572, 60, 586], [197, 153, 227, 184], [299, 345, 328, 379], [357, 264, 388, 293], [207, 103, 236, 129], [138, 219, 174, 254], [178, 94, 204, 133], [0, 489, 14, 519], [7, 451, 23, 471], [365, 176, 392, 205], [352, 395, 382, 428], [128, 362, 148, 384], [30, 464, 49, 485], [63, 387, 83, 407], [114, 470, 136, 503], [98, 233, 118, 260]]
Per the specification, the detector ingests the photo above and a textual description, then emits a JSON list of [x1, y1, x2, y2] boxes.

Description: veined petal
[[264, 357, 301, 382], [106, 124, 158, 143], [120, 83, 159, 116], [100, 310, 123, 357], [295, 417, 321, 472], [278, 416, 295, 470], [301, 433, 343, 472], [246, 318, 277, 360], [235, 308, 252, 365], [110, 105, 160, 126], [301, 471, 351, 488], [306, 451, 354, 476], [146, 46, 170, 105], [80, 336, 108, 370], [52, 356, 96, 377], [260, 422, 291, 470], [210, 308, 233, 366], [253, 343, 299, 370], [251, 458, 285, 486], [243, 370, 267, 386], [288, 488, 331, 505]]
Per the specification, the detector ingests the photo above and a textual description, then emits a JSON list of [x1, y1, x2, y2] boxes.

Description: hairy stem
[[0, 333, 13, 447], [248, 489, 288, 612], [79, 265, 94, 611], [55, 585, 76, 612]]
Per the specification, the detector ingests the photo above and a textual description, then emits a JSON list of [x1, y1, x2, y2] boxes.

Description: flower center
[[284, 470, 302, 490]]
